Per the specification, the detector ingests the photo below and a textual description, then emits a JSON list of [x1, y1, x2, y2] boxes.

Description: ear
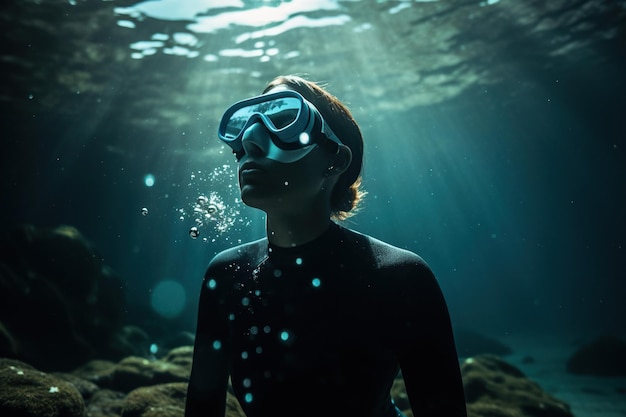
[[326, 145, 352, 177]]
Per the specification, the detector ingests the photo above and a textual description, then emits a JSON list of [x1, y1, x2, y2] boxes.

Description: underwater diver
[[185, 75, 467, 417]]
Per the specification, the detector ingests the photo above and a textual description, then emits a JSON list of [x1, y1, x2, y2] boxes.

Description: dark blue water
[[1, 0, 624, 349]]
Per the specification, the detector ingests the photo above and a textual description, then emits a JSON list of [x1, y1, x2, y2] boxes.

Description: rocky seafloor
[[1, 349, 577, 417]]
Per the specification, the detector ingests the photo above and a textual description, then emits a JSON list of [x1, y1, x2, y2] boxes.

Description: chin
[[240, 190, 267, 211], [241, 189, 286, 213]]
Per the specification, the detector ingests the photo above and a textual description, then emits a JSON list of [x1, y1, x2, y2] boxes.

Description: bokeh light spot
[[144, 173, 155, 187], [150, 280, 187, 319]]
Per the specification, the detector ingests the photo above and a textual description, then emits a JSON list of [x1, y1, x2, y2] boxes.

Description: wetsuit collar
[[267, 222, 341, 268]]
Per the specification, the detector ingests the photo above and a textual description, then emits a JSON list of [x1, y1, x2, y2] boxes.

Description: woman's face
[[237, 121, 334, 216]]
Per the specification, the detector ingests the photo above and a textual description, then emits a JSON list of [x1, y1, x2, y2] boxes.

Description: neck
[[266, 208, 332, 248]]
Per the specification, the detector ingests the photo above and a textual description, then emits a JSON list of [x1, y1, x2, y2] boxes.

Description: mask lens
[[265, 97, 301, 128], [224, 97, 302, 139], [224, 107, 254, 139]]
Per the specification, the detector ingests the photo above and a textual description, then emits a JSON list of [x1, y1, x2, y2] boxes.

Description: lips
[[239, 162, 266, 181], [240, 167, 263, 175], [240, 161, 264, 173]]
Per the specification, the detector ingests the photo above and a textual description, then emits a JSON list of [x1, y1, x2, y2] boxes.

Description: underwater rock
[[1, 349, 577, 417], [52, 371, 101, 401], [120, 382, 188, 417], [85, 389, 126, 417], [162, 345, 194, 369], [119, 382, 245, 417], [566, 335, 626, 376], [454, 328, 513, 357], [0, 358, 86, 417], [461, 354, 573, 417], [0, 224, 144, 371], [72, 348, 193, 393], [390, 377, 411, 411], [389, 354, 572, 417], [224, 391, 248, 417]]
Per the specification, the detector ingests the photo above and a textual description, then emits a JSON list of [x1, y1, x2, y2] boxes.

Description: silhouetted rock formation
[[461, 354, 573, 417], [454, 327, 513, 358], [0, 224, 145, 371], [566, 335, 626, 377]]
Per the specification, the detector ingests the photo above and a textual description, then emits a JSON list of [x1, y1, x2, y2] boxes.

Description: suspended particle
[[141, 207, 149, 216], [189, 226, 200, 239]]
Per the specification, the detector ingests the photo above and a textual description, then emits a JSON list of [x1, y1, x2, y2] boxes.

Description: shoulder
[[206, 237, 267, 273], [339, 225, 430, 272], [338, 227, 443, 308], [200, 238, 266, 298]]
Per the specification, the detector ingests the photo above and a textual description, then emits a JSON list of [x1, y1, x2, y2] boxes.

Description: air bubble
[[178, 165, 242, 243]]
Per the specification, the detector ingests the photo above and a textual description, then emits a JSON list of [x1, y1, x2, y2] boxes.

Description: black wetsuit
[[185, 222, 467, 417]]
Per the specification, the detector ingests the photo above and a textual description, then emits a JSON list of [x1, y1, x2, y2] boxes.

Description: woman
[[185, 75, 467, 417]]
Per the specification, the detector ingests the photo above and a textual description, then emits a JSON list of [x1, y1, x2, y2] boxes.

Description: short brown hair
[[263, 75, 366, 221]]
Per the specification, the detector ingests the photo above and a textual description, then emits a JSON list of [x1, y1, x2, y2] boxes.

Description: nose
[[241, 122, 270, 159]]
